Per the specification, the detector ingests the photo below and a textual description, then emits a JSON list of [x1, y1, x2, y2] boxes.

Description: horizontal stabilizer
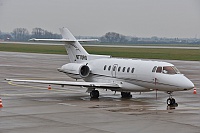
[[29, 38, 98, 43], [29, 28, 98, 43]]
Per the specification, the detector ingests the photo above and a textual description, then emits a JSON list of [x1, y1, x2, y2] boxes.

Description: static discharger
[[0, 98, 3, 108], [48, 85, 52, 90], [193, 88, 197, 94]]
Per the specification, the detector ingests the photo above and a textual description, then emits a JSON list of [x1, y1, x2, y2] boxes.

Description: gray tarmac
[[0, 52, 200, 133]]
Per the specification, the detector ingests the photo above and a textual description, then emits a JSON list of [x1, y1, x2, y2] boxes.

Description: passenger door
[[111, 64, 118, 78]]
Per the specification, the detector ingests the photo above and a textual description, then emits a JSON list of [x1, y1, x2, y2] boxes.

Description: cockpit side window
[[163, 66, 180, 74], [156, 67, 162, 73], [172, 66, 181, 74], [163, 66, 173, 74], [152, 66, 157, 72], [154, 66, 181, 74]]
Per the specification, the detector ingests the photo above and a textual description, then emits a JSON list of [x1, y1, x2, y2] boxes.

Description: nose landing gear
[[167, 92, 178, 107], [90, 90, 99, 99]]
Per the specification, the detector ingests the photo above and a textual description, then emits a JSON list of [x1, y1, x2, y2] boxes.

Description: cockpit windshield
[[153, 66, 181, 74]]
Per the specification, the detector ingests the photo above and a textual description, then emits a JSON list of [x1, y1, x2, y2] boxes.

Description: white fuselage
[[77, 58, 194, 92]]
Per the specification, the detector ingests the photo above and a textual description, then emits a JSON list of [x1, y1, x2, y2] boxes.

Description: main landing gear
[[121, 92, 132, 98], [90, 91, 133, 99], [90, 90, 99, 99], [167, 92, 178, 107]]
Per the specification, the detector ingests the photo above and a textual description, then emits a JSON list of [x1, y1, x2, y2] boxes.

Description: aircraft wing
[[5, 79, 119, 89]]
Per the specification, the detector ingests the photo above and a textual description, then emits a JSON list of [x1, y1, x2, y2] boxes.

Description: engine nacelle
[[58, 63, 90, 79]]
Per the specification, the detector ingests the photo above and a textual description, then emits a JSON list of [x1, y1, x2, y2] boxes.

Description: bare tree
[[31, 28, 61, 39], [12, 28, 29, 41], [100, 32, 128, 43], [31, 28, 45, 39]]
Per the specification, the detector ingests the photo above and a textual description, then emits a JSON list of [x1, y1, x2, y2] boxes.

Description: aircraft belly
[[84, 74, 114, 83], [120, 81, 150, 92], [84, 74, 150, 92]]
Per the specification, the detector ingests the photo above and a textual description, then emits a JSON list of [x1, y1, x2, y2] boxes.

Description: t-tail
[[60, 28, 89, 63], [30, 27, 111, 63]]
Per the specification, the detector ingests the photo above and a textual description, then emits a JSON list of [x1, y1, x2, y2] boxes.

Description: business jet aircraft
[[6, 28, 194, 106]]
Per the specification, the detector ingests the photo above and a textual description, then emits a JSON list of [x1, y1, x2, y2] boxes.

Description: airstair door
[[111, 64, 118, 78]]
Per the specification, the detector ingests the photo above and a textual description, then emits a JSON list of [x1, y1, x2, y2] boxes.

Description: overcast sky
[[0, 0, 200, 38]]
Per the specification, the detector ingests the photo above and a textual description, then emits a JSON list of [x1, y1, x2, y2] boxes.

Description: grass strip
[[0, 43, 199, 61]]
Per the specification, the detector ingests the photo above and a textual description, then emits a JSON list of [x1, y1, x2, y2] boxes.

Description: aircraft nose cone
[[181, 76, 194, 90]]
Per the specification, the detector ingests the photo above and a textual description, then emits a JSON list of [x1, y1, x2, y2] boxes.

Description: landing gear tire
[[121, 92, 132, 98], [167, 98, 178, 107], [90, 90, 99, 99]]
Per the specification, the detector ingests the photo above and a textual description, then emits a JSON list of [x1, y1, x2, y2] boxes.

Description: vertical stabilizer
[[59, 28, 76, 40], [59, 28, 89, 63]]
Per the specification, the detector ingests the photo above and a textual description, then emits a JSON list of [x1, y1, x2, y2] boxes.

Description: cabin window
[[131, 68, 135, 73], [122, 67, 126, 72], [127, 67, 130, 73], [104, 65, 107, 70], [152, 66, 157, 72], [118, 67, 121, 72], [156, 67, 162, 73], [108, 66, 111, 71]]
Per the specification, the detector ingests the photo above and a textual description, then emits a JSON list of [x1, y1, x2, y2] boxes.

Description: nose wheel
[[90, 90, 99, 99], [167, 92, 178, 107]]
